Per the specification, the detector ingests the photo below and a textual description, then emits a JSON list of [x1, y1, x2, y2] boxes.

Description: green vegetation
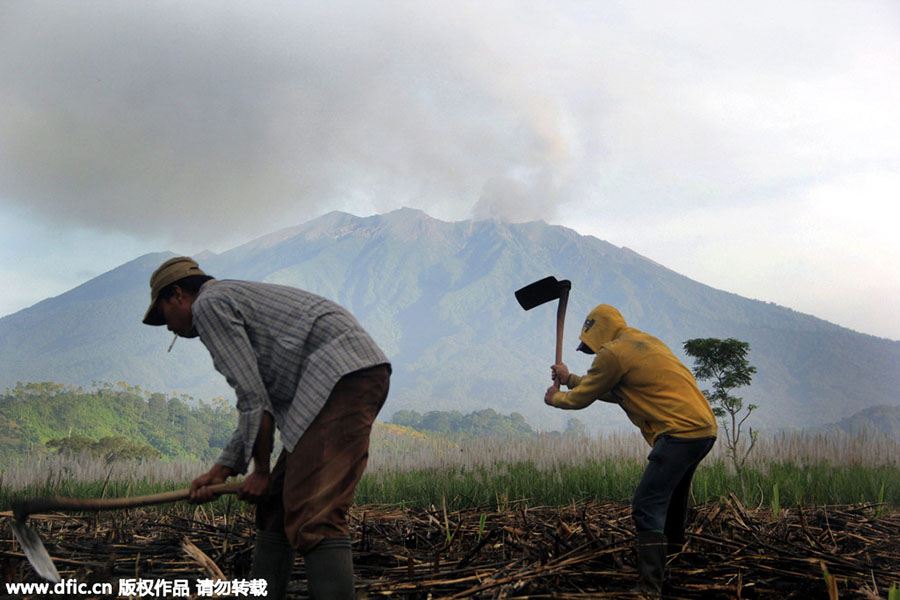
[[5, 455, 895, 512], [359, 424, 900, 508], [47, 434, 161, 462], [1, 381, 898, 515], [353, 461, 900, 509], [684, 337, 758, 501], [390, 409, 589, 440], [390, 408, 535, 437], [0, 381, 236, 462], [355, 460, 645, 507], [771, 482, 780, 519], [692, 461, 900, 508], [6, 422, 897, 513]]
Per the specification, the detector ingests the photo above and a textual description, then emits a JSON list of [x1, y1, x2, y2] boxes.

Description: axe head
[[10, 516, 61, 583], [515, 276, 571, 310]]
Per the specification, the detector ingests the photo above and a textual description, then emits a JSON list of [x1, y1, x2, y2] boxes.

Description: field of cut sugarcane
[[2, 427, 899, 598]]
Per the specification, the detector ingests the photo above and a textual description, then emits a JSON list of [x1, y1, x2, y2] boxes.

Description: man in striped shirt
[[143, 256, 391, 600]]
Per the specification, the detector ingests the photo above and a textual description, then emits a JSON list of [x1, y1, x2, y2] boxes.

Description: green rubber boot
[[304, 535, 355, 600], [249, 529, 295, 600]]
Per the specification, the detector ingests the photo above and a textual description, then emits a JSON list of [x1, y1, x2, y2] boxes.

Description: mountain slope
[[1, 208, 898, 432], [830, 404, 900, 439]]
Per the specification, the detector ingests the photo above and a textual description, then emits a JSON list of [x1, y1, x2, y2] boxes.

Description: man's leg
[[663, 437, 716, 556], [631, 435, 715, 596], [250, 452, 295, 600], [282, 365, 390, 600], [631, 438, 671, 598], [633, 530, 667, 599], [304, 536, 354, 600], [663, 462, 698, 556]]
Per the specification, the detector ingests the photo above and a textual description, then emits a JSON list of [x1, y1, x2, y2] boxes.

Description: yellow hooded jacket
[[550, 305, 717, 447]]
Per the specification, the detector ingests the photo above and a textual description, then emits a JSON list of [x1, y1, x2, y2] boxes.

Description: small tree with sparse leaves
[[683, 337, 758, 501]]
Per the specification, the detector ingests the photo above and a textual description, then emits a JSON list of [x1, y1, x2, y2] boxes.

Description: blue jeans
[[632, 435, 716, 542]]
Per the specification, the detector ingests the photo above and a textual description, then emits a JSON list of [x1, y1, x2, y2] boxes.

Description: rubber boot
[[666, 533, 685, 558], [249, 529, 295, 600], [304, 535, 355, 600], [633, 530, 666, 599]]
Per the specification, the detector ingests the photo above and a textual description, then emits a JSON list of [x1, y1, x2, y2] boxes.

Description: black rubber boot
[[665, 529, 685, 558], [634, 530, 667, 599], [249, 529, 295, 600], [304, 535, 355, 600]]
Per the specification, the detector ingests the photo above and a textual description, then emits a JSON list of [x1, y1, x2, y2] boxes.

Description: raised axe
[[515, 276, 572, 385], [10, 481, 242, 582]]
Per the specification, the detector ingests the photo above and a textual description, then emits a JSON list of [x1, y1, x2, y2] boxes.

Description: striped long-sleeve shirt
[[192, 279, 390, 473]]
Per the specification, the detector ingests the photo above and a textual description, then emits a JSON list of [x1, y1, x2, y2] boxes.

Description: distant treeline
[[389, 408, 587, 438], [0, 382, 577, 465], [0, 382, 236, 462]]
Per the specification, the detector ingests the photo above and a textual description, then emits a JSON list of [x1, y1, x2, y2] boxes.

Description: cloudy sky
[[1, 1, 898, 339]]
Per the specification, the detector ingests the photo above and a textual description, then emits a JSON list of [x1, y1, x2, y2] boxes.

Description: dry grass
[[2, 427, 897, 508], [366, 427, 900, 473]]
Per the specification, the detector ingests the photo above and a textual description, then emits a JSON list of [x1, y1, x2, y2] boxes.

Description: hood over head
[[578, 305, 627, 353]]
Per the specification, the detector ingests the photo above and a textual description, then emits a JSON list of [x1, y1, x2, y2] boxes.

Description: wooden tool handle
[[555, 283, 570, 372], [14, 481, 242, 517], [553, 281, 572, 387]]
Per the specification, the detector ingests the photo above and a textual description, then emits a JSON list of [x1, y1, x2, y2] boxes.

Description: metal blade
[[515, 276, 564, 310], [11, 518, 61, 583]]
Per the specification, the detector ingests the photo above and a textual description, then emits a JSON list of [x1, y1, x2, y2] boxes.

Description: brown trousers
[[256, 364, 390, 554]]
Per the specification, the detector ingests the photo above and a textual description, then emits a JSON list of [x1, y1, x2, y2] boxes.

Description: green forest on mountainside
[[0, 382, 585, 464], [0, 382, 236, 462], [389, 408, 590, 439], [3, 381, 897, 466]]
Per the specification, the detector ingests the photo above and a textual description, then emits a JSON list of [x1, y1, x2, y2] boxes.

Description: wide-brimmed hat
[[142, 256, 207, 326]]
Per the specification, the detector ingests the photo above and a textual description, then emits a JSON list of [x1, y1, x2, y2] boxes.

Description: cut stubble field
[[1, 428, 899, 598], [2, 497, 898, 599]]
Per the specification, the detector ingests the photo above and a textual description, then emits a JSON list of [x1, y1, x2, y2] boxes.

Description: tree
[[46, 434, 161, 462], [94, 436, 162, 462], [564, 417, 587, 438], [46, 434, 95, 456], [421, 410, 464, 434], [390, 410, 423, 429], [683, 337, 758, 501]]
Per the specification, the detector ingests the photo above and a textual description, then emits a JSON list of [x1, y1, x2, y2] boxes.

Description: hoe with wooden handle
[[515, 276, 572, 384], [11, 481, 242, 582]]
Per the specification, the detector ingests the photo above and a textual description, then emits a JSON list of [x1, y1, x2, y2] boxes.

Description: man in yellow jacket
[[545, 305, 717, 597]]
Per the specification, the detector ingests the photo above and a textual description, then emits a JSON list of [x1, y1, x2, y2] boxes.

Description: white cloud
[[0, 1, 590, 245], [569, 168, 900, 339]]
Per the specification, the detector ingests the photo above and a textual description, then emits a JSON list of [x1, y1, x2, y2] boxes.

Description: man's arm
[[546, 350, 623, 409], [192, 412, 274, 505], [237, 411, 274, 502]]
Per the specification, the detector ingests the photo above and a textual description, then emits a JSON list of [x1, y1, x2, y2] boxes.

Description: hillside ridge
[[1, 209, 898, 432]]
